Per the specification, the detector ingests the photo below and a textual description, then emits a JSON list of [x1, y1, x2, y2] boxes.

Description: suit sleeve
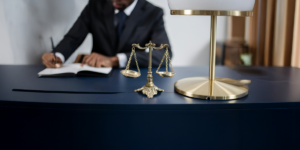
[[54, 2, 91, 61], [126, 8, 172, 68]]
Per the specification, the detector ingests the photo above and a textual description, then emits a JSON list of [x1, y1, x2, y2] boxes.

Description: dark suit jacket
[[55, 0, 172, 68]]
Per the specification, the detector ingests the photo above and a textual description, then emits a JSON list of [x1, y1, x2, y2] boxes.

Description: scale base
[[135, 85, 164, 98], [174, 77, 249, 100]]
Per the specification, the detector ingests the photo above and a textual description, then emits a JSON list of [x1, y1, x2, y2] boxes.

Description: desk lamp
[[168, 0, 255, 100]]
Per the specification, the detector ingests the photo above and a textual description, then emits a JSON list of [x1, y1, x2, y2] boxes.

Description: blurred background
[[0, 0, 299, 68]]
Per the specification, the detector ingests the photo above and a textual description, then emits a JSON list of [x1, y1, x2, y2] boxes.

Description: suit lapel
[[103, 1, 117, 53], [117, 0, 145, 52]]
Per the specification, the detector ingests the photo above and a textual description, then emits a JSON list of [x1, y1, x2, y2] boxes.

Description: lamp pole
[[209, 15, 217, 96]]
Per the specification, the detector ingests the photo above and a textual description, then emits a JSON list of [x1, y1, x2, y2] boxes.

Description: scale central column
[[146, 45, 154, 87]]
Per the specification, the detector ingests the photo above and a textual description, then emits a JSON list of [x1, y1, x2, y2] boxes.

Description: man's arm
[[42, 2, 92, 68], [125, 8, 172, 68], [53, 2, 92, 61]]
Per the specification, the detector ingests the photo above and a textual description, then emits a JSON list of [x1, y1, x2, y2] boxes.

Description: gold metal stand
[[121, 41, 175, 98], [172, 10, 252, 100]]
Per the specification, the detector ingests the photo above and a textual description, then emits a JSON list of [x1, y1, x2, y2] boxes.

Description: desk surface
[[1, 65, 300, 150], [0, 65, 300, 109]]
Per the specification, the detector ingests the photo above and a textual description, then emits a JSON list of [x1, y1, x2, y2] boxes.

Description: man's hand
[[42, 53, 63, 68], [81, 52, 119, 67]]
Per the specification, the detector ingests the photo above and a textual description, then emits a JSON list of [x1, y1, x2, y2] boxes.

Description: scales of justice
[[121, 41, 175, 98]]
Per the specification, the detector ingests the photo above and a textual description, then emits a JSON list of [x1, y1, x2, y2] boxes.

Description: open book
[[38, 63, 112, 77]]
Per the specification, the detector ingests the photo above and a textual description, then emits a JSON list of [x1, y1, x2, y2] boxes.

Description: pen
[[50, 37, 56, 63]]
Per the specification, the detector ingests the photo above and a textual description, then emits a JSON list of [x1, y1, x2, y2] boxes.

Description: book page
[[38, 64, 81, 76], [79, 65, 112, 74]]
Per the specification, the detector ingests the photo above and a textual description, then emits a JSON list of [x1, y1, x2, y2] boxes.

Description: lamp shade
[[168, 0, 255, 11]]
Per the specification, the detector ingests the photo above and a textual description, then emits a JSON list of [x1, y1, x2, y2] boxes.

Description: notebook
[[38, 63, 112, 77]]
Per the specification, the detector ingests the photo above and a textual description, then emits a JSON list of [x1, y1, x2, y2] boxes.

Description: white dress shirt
[[55, 0, 138, 68]]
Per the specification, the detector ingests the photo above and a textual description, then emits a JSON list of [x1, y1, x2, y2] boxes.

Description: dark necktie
[[116, 11, 127, 40]]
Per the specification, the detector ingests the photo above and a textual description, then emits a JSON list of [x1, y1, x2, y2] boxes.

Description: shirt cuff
[[55, 52, 65, 63], [117, 53, 127, 68]]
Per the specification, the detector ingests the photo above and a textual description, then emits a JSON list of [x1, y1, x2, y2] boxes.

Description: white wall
[[0, 0, 91, 65], [0, 0, 227, 66], [0, 1, 14, 64]]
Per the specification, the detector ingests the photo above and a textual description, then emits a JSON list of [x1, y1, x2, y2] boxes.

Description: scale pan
[[121, 70, 141, 78], [157, 72, 175, 77]]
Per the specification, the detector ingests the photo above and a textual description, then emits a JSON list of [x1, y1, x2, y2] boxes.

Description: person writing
[[42, 0, 172, 68]]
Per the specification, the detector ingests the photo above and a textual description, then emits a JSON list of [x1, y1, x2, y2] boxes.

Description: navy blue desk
[[0, 65, 300, 150]]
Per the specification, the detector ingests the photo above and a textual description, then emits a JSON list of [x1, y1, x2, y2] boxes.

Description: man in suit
[[42, 0, 172, 68]]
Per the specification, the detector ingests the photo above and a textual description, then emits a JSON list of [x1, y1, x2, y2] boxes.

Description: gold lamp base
[[174, 77, 249, 100]]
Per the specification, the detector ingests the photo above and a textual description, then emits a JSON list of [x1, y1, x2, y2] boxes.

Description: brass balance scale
[[121, 41, 175, 98]]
